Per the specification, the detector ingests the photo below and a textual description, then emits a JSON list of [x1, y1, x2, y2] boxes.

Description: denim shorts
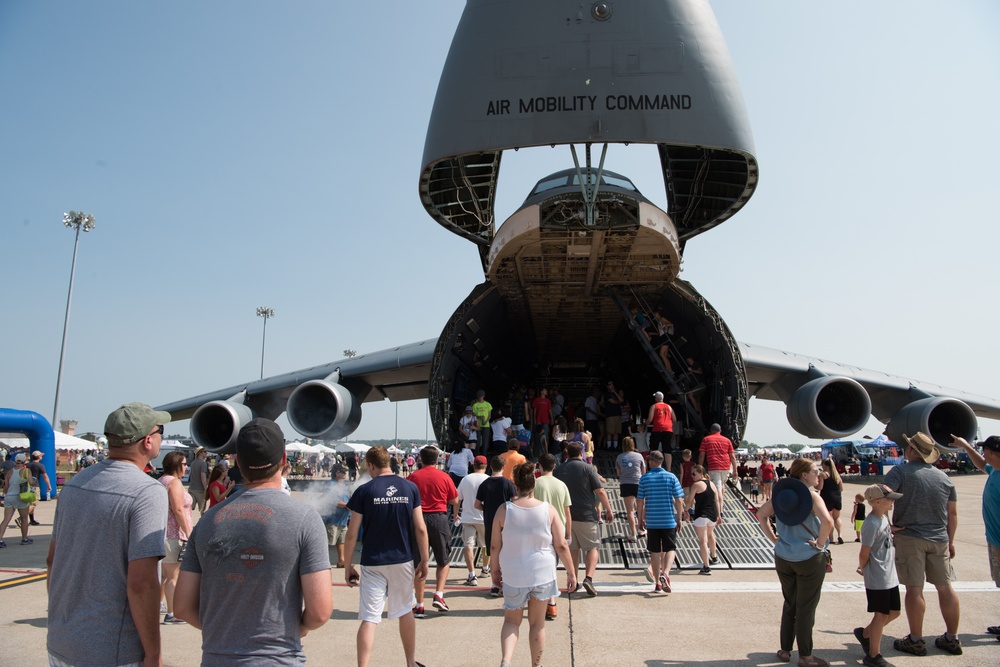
[[502, 579, 559, 610]]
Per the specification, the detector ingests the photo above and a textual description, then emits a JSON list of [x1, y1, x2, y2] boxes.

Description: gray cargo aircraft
[[157, 0, 1000, 453]]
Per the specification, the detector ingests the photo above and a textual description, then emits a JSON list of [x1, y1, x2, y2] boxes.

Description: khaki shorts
[[570, 520, 601, 552], [163, 538, 186, 564], [189, 489, 206, 513], [605, 417, 622, 436], [462, 523, 486, 548], [326, 523, 349, 546], [894, 533, 951, 587]]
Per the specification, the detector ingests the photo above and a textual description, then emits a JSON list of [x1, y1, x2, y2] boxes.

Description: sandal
[[776, 649, 790, 663], [797, 657, 829, 667]]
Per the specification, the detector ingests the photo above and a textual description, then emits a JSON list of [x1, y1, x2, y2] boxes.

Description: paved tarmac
[[2, 471, 997, 667]]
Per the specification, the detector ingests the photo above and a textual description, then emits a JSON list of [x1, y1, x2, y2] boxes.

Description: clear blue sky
[[3, 1, 999, 445]]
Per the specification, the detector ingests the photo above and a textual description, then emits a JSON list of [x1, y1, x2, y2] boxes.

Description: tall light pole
[[53, 211, 95, 427], [256, 307, 275, 379]]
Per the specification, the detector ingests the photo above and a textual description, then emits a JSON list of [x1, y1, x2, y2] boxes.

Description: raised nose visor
[[487, 200, 681, 290], [486, 171, 681, 356]]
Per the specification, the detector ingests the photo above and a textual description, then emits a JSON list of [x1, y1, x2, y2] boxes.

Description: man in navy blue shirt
[[345, 446, 429, 667]]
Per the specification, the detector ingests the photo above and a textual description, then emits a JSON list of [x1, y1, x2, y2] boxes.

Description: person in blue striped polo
[[637, 450, 685, 593]]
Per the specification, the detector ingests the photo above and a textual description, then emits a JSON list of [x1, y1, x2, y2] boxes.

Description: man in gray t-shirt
[[175, 419, 332, 665], [47, 402, 171, 666], [554, 442, 613, 596], [883, 431, 962, 656], [188, 447, 209, 513]]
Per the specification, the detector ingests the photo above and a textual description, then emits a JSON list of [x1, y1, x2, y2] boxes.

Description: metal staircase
[[607, 287, 705, 432]]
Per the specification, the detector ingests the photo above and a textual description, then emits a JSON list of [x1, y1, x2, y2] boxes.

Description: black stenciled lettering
[[487, 99, 512, 116], [605, 93, 691, 111]]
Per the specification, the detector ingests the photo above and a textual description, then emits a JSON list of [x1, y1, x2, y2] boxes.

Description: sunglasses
[[150, 424, 164, 436]]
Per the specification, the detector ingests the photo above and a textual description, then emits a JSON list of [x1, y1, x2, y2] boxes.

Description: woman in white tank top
[[491, 462, 576, 667]]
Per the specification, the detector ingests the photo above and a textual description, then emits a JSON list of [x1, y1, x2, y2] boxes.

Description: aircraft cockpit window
[[586, 174, 636, 191], [530, 172, 638, 197], [533, 175, 569, 194]]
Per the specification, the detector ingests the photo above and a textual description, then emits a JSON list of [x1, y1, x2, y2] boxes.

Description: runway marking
[[591, 580, 1000, 594], [0, 572, 47, 589]]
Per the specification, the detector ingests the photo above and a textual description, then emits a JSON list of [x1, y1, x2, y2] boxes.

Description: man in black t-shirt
[[27, 451, 51, 522], [474, 455, 516, 594]]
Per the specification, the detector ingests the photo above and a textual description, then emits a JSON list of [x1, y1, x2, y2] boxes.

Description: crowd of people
[[754, 431, 1000, 666], [31, 397, 1000, 666]]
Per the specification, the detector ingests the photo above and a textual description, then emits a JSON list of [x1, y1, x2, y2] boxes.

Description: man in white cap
[[47, 402, 170, 667], [883, 431, 962, 656]]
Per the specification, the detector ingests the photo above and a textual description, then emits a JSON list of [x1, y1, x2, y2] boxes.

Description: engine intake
[[287, 380, 362, 440], [886, 397, 977, 446], [786, 376, 872, 439], [190, 400, 255, 454]]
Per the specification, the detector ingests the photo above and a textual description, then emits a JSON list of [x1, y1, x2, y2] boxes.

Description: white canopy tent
[[764, 447, 794, 456], [0, 432, 101, 451], [797, 446, 823, 455], [286, 441, 321, 453], [335, 442, 371, 455]]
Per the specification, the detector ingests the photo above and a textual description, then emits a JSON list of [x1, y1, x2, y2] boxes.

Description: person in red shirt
[[532, 388, 554, 442], [647, 391, 676, 470], [698, 423, 737, 514], [757, 454, 776, 502], [407, 447, 459, 616]]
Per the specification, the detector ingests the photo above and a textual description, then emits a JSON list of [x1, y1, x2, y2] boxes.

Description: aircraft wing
[[155, 339, 436, 451], [158, 336, 1000, 451], [740, 341, 1000, 442]]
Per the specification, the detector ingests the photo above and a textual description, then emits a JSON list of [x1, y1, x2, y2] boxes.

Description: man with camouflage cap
[[47, 402, 170, 667]]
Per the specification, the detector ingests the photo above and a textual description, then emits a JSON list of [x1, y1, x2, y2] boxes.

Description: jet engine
[[786, 376, 872, 439], [190, 399, 255, 454], [286, 379, 362, 440], [886, 396, 977, 446]]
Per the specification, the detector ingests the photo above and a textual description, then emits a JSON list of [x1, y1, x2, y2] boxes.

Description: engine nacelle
[[287, 380, 362, 440], [886, 397, 977, 446], [787, 376, 872, 439], [190, 400, 255, 454]]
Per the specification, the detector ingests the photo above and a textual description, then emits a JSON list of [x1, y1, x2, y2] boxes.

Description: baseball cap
[[14, 452, 27, 463], [864, 484, 903, 502], [474, 455, 488, 466], [236, 418, 286, 471], [465, 405, 473, 412], [332, 465, 348, 475], [980, 435, 1000, 453], [104, 402, 171, 445]]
